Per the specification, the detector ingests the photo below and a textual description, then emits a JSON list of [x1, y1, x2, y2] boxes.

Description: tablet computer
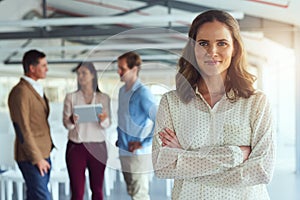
[[73, 104, 103, 123]]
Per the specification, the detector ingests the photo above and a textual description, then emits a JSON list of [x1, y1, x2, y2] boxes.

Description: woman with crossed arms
[[152, 10, 276, 200]]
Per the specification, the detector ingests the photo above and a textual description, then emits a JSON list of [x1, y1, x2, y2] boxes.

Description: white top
[[22, 76, 44, 97], [152, 90, 276, 200], [63, 90, 111, 143]]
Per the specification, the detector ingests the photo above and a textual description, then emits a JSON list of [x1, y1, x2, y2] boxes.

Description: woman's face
[[194, 20, 235, 78], [77, 66, 94, 87]]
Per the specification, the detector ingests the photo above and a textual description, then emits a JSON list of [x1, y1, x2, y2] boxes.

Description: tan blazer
[[8, 78, 53, 164]]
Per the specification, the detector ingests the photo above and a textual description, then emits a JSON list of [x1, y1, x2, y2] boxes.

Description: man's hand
[[36, 159, 50, 176], [128, 141, 142, 152]]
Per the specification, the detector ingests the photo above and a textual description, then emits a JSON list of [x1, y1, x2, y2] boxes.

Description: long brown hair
[[72, 62, 101, 93], [176, 10, 256, 103]]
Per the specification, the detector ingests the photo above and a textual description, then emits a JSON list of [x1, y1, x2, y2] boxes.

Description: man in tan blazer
[[8, 49, 53, 200]]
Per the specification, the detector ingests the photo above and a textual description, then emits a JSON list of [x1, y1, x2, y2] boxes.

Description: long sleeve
[[99, 94, 111, 129], [63, 91, 111, 143], [11, 90, 44, 164], [8, 80, 52, 164], [153, 91, 275, 188], [152, 93, 244, 179], [140, 87, 158, 146], [196, 93, 276, 187], [62, 93, 75, 130]]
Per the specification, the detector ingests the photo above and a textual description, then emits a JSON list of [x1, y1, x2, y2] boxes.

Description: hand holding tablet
[[73, 104, 103, 123]]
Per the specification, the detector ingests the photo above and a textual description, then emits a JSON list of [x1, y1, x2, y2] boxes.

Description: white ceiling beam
[[5, 54, 181, 65], [0, 12, 244, 28], [0, 42, 186, 53]]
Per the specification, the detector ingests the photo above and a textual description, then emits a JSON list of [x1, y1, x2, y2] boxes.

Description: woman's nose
[[206, 45, 217, 56], [117, 69, 122, 75]]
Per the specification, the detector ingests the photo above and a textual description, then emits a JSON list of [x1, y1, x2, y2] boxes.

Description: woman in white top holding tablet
[[63, 62, 111, 200]]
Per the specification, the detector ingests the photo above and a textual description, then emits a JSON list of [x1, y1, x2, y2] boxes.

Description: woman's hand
[[239, 146, 251, 162], [98, 112, 108, 121], [158, 128, 182, 149], [69, 114, 79, 124]]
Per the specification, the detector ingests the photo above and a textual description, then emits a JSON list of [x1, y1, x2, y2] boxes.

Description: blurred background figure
[[63, 62, 111, 200], [116, 52, 157, 200], [8, 49, 53, 200]]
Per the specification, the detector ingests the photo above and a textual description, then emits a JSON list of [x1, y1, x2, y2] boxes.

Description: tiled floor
[[105, 172, 171, 200], [64, 171, 171, 200], [53, 169, 300, 200], [4, 168, 300, 200]]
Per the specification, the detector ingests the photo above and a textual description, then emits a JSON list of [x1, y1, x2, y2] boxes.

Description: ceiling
[[0, 0, 298, 77]]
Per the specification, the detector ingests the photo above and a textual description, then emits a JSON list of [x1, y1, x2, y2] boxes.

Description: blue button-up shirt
[[117, 79, 157, 156]]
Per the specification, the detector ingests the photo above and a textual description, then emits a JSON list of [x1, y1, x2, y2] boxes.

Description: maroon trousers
[[66, 140, 107, 200]]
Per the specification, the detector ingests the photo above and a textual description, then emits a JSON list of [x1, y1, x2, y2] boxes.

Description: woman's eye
[[218, 41, 227, 46], [198, 41, 208, 46], [77, 72, 86, 76]]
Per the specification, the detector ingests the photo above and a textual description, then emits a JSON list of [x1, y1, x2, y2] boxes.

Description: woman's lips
[[204, 60, 220, 65]]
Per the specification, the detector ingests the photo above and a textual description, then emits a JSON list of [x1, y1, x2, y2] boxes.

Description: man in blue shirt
[[116, 51, 157, 200]]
